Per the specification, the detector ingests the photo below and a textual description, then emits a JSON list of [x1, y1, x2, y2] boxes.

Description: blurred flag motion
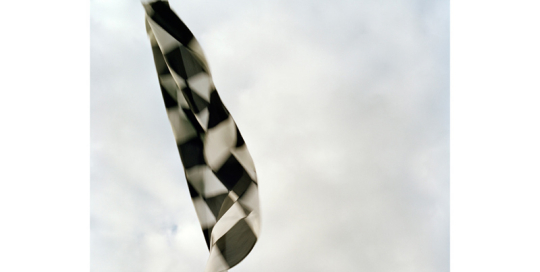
[[143, 1, 260, 271]]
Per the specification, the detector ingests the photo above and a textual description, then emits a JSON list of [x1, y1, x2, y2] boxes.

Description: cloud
[[91, 0, 449, 271]]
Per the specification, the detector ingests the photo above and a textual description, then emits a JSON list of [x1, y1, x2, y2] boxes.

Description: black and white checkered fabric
[[143, 1, 260, 271]]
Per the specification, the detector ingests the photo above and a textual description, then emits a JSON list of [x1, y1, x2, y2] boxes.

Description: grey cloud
[[91, 0, 448, 271]]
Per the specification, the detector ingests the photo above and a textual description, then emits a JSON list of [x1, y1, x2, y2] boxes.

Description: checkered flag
[[143, 1, 260, 271]]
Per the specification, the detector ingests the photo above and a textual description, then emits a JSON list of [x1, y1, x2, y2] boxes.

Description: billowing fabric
[[143, 1, 260, 271]]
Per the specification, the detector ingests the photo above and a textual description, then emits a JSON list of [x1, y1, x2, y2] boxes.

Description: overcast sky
[[91, 0, 449, 271]]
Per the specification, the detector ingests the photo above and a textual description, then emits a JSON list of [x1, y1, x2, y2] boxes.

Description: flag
[[143, 1, 260, 271]]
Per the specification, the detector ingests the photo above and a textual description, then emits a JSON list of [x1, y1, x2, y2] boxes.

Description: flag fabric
[[143, 1, 260, 271]]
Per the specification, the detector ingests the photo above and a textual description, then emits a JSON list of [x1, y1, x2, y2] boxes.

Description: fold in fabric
[[143, 1, 260, 271]]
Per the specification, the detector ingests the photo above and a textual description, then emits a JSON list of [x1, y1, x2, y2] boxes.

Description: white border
[[0, 1, 90, 271], [451, 0, 540, 271]]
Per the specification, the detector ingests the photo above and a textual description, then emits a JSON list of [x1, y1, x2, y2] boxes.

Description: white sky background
[[91, 0, 449, 271]]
